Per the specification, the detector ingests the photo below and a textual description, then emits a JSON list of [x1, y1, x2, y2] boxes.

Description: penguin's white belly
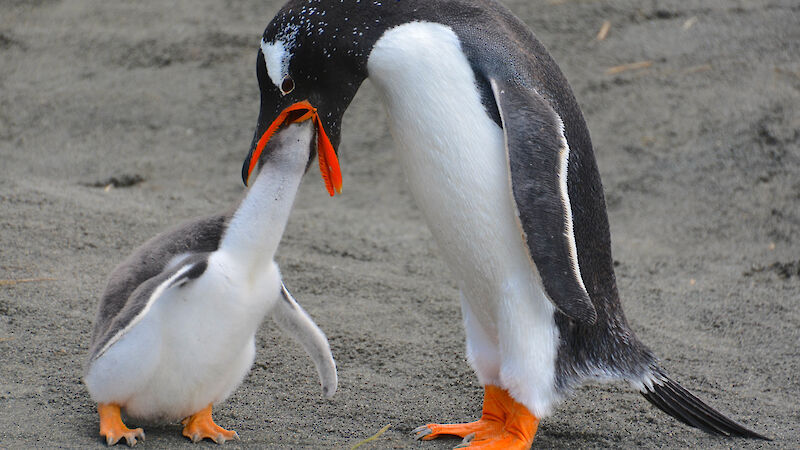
[[368, 22, 561, 415], [368, 21, 550, 330], [86, 256, 280, 420]]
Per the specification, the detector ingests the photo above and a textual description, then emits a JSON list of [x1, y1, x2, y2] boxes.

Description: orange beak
[[244, 100, 343, 196]]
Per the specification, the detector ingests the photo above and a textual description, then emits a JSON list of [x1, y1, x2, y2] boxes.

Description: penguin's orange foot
[[413, 385, 539, 449], [454, 433, 534, 449], [414, 419, 499, 441], [414, 420, 531, 449], [181, 404, 239, 444], [98, 403, 145, 447]]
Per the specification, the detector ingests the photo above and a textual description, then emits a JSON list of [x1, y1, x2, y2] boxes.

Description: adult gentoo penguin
[[245, 0, 769, 447], [85, 119, 337, 446]]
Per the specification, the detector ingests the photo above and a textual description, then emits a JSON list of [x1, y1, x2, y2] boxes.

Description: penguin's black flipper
[[489, 78, 596, 324], [640, 369, 770, 440]]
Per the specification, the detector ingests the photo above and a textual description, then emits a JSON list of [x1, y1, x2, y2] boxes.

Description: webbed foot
[[98, 403, 145, 447], [181, 404, 239, 444], [414, 385, 539, 449]]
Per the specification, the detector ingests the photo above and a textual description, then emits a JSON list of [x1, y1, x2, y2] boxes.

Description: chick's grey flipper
[[90, 214, 228, 346], [272, 282, 337, 398], [87, 254, 210, 364], [490, 78, 596, 324]]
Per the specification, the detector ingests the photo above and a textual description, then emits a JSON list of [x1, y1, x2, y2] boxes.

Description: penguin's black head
[[242, 1, 385, 194]]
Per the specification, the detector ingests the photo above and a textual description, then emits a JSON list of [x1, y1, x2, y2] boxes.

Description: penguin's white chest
[[367, 22, 555, 333]]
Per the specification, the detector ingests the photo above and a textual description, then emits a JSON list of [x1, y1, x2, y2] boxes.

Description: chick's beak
[[242, 100, 342, 196]]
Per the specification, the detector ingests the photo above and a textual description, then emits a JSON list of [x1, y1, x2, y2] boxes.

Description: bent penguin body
[[247, 0, 769, 445]]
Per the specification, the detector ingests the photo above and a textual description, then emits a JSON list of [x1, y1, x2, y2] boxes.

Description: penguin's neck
[[220, 124, 312, 270]]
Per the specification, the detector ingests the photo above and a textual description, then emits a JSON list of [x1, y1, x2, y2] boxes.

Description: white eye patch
[[261, 38, 291, 92]]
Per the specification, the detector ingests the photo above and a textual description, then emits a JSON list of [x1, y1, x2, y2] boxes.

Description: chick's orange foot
[[181, 404, 239, 444], [98, 403, 145, 447]]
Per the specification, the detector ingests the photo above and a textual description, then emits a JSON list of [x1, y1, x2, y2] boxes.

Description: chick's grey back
[[89, 213, 230, 351]]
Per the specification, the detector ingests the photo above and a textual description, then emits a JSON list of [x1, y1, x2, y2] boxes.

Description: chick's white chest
[[88, 254, 280, 420]]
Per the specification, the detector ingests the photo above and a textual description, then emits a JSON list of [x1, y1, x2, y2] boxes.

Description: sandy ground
[[1, 0, 798, 448]]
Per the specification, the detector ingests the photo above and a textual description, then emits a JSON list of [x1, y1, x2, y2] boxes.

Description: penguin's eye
[[280, 76, 295, 95]]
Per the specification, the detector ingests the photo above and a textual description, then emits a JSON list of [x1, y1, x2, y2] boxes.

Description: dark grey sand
[[1, 0, 798, 448]]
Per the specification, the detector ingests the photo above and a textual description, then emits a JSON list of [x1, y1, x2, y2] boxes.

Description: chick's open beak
[[243, 100, 342, 196]]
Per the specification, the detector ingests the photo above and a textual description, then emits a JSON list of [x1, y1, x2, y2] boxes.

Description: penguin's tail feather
[[272, 282, 338, 399], [638, 366, 770, 440]]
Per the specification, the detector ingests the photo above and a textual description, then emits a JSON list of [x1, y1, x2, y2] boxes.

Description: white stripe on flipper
[[553, 113, 588, 295], [490, 79, 587, 296], [94, 263, 195, 360]]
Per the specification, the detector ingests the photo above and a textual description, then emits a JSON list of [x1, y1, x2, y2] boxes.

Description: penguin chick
[[84, 121, 336, 446]]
